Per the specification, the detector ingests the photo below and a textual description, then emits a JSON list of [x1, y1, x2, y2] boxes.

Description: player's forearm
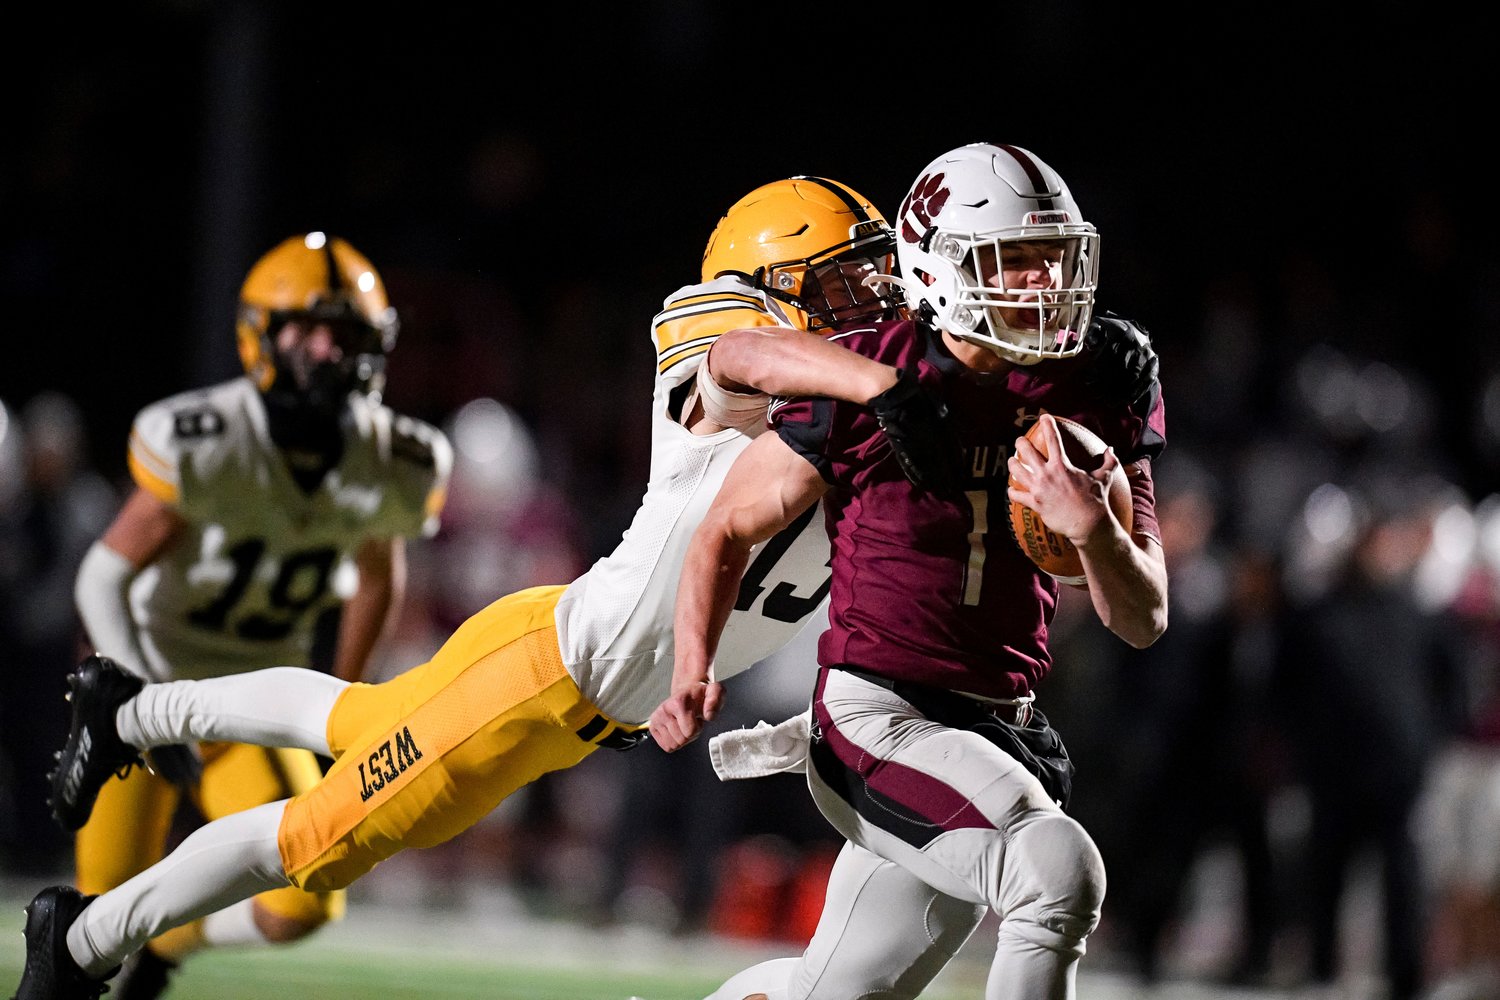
[[332, 592, 391, 682], [672, 431, 829, 688], [672, 525, 751, 691], [710, 327, 898, 403], [1078, 532, 1168, 648], [333, 541, 406, 682]]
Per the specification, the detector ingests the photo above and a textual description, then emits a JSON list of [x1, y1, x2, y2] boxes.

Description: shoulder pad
[[389, 413, 454, 533], [388, 413, 448, 471], [652, 277, 788, 384], [126, 387, 233, 504]]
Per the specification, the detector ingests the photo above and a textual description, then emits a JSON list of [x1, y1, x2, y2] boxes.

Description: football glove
[[1080, 311, 1160, 411], [869, 367, 963, 493]]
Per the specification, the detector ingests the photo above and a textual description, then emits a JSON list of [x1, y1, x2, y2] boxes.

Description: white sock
[[117, 668, 346, 755], [67, 801, 292, 975], [201, 899, 267, 948]]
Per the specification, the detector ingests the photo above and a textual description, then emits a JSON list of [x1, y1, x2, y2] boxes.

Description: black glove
[[1080, 310, 1160, 410], [145, 743, 204, 789], [869, 367, 963, 493]]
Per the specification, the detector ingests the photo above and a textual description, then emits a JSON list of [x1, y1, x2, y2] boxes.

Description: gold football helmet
[[700, 176, 899, 331], [235, 232, 399, 398]]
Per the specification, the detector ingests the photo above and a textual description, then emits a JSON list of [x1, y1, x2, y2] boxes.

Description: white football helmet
[[894, 142, 1099, 364]]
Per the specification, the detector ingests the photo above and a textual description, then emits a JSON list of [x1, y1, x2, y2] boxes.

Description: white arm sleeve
[[696, 357, 771, 438], [74, 541, 165, 681]]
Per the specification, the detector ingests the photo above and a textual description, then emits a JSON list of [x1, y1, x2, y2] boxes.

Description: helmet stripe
[[995, 145, 1057, 209], [322, 240, 345, 293], [800, 176, 871, 222]]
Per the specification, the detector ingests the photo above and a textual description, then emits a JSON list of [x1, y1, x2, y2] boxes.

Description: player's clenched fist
[[649, 679, 724, 752]]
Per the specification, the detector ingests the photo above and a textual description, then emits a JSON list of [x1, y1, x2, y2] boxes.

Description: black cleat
[[11, 885, 119, 1000], [47, 655, 145, 832], [108, 948, 176, 1000]]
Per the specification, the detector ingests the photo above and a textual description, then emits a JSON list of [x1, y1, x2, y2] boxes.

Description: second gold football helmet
[[700, 177, 899, 331], [235, 232, 399, 399]]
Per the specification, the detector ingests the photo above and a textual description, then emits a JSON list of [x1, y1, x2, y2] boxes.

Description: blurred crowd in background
[[5, 4, 1499, 999]]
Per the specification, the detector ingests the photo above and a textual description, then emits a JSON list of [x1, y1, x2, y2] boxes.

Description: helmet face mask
[[942, 231, 1099, 361], [267, 314, 388, 413], [897, 143, 1099, 364], [760, 230, 897, 330], [702, 178, 902, 332]]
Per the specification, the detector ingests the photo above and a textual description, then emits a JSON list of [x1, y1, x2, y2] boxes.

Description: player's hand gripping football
[[1007, 413, 1121, 548], [869, 367, 963, 493], [650, 679, 724, 753]]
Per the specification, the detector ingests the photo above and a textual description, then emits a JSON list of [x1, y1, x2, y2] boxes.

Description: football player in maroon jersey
[[654, 142, 1167, 1000]]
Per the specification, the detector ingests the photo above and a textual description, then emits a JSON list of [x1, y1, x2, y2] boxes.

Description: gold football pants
[[278, 584, 642, 893], [76, 738, 343, 929]]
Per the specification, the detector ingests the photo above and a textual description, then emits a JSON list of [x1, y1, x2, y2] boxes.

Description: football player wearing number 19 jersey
[[63, 232, 452, 999], [10, 178, 947, 1000]]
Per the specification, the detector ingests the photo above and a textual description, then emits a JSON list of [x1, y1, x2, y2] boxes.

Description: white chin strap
[[862, 272, 909, 295]]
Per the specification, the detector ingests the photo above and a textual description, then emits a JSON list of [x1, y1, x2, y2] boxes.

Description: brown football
[[1007, 415, 1133, 586]]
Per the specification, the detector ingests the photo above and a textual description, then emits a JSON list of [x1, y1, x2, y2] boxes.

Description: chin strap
[[862, 272, 911, 295]]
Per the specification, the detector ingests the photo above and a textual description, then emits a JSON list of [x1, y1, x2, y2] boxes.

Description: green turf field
[[0, 879, 1322, 999], [0, 884, 991, 1000]]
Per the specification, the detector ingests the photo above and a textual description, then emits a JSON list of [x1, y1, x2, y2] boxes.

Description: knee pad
[[1002, 812, 1106, 946]]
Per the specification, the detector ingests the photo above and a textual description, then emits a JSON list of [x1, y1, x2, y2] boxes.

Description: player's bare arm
[[650, 431, 829, 753], [331, 536, 407, 682], [685, 327, 901, 437], [702, 327, 961, 492], [1007, 413, 1167, 647], [708, 326, 899, 401], [98, 486, 187, 566]]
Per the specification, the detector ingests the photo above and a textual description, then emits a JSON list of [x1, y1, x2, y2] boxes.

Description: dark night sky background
[[4, 2, 1494, 508]]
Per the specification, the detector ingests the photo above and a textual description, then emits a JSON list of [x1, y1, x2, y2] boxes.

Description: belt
[[832, 665, 1036, 727], [575, 713, 649, 751]]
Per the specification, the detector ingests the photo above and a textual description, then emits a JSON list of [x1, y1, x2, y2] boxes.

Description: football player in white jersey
[[62, 233, 453, 999], [10, 178, 961, 1000]]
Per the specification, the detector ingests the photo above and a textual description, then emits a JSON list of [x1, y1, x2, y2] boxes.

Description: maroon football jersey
[[771, 318, 1166, 700]]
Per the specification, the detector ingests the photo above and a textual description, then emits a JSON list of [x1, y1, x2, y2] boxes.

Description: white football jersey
[[124, 376, 452, 679], [555, 277, 833, 725]]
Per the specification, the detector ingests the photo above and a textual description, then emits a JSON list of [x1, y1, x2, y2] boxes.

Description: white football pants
[[804, 669, 1105, 1000], [706, 839, 984, 1000]]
